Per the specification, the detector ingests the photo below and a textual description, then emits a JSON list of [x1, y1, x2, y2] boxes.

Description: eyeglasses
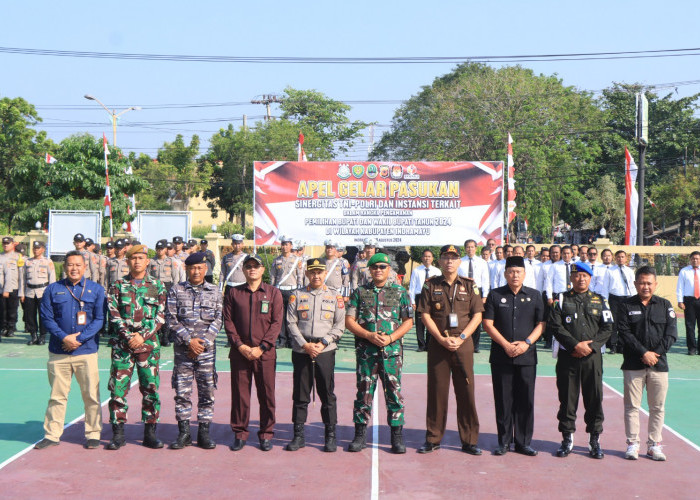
[[370, 264, 389, 270]]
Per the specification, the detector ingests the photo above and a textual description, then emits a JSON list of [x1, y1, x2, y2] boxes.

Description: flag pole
[[103, 134, 113, 238]]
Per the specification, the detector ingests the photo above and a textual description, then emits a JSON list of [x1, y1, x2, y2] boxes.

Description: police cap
[[73, 233, 85, 242], [571, 261, 593, 276], [307, 258, 326, 271]]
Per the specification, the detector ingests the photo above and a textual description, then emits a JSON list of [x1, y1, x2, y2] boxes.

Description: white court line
[[602, 381, 700, 453], [371, 389, 379, 500], [0, 360, 172, 471]]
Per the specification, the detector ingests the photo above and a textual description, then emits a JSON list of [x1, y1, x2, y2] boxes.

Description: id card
[[449, 313, 458, 328], [77, 311, 87, 325], [261, 301, 270, 314]]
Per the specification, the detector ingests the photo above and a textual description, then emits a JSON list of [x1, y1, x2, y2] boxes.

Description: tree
[[156, 134, 207, 210], [578, 175, 625, 242], [370, 63, 604, 239]]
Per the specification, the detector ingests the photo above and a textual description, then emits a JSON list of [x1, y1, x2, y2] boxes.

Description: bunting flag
[[624, 147, 639, 245], [298, 132, 308, 162], [648, 198, 657, 209], [45, 153, 57, 164], [505, 133, 517, 242]]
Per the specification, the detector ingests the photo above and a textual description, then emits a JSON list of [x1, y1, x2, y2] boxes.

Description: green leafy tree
[[578, 175, 625, 242], [156, 134, 207, 209]]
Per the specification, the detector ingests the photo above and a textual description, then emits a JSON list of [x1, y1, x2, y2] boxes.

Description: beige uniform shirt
[[172, 257, 186, 283], [106, 257, 130, 288], [148, 257, 180, 286], [219, 252, 248, 287], [271, 254, 303, 288], [324, 257, 350, 295], [286, 285, 345, 354], [2, 251, 22, 293], [20, 256, 56, 299], [97, 254, 108, 288]]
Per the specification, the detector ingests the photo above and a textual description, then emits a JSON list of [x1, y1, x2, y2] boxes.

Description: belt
[[278, 285, 296, 291], [28, 282, 49, 289], [305, 337, 325, 343], [226, 281, 244, 288]]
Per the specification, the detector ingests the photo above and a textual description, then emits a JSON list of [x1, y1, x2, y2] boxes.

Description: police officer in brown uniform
[[20, 241, 56, 345], [1, 236, 22, 337], [416, 244, 484, 455], [149, 239, 181, 346], [173, 236, 188, 262], [105, 241, 116, 260], [285, 258, 345, 453]]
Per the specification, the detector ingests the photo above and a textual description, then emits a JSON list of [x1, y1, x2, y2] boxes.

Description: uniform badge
[[289, 295, 296, 304], [591, 309, 598, 315], [460, 286, 465, 291], [261, 301, 269, 314], [336, 296, 344, 309], [324, 312, 332, 319], [435, 303, 441, 310], [301, 294, 309, 300], [526, 297, 531, 302], [473, 287, 479, 296], [669, 308, 676, 318], [300, 311, 308, 319], [501, 298, 507, 303], [565, 316, 572, 323]]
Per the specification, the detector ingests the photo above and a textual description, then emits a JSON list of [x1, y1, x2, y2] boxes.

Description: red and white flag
[[297, 132, 308, 162], [104, 185, 112, 217], [103, 133, 110, 158], [504, 133, 517, 242], [45, 153, 57, 164], [624, 147, 639, 245]]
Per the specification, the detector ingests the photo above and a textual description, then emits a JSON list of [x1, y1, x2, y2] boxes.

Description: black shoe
[[461, 444, 482, 455], [34, 438, 59, 449], [607, 347, 616, 354], [324, 424, 337, 453], [514, 445, 538, 456], [347, 423, 367, 452], [544, 340, 552, 349], [27, 333, 38, 345], [689, 349, 697, 356], [170, 420, 192, 450], [5, 329, 15, 338], [143, 423, 164, 449], [556, 432, 573, 457], [259, 439, 272, 451], [84, 439, 100, 449], [37, 335, 46, 345], [230, 438, 246, 451], [197, 422, 216, 449], [417, 441, 440, 454], [285, 423, 305, 451], [493, 445, 508, 456], [474, 347, 481, 353], [390, 426, 406, 454], [107, 423, 126, 450], [588, 433, 604, 459]]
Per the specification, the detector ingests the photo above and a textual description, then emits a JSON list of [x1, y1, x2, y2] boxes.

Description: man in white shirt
[[600, 250, 635, 354], [541, 244, 563, 348], [589, 247, 609, 294], [570, 244, 581, 263], [458, 240, 490, 352], [409, 249, 442, 352], [536, 246, 554, 294], [578, 246, 589, 264], [489, 246, 506, 291], [546, 246, 574, 305], [480, 247, 492, 262], [676, 251, 700, 355], [486, 239, 497, 261], [523, 245, 540, 290]]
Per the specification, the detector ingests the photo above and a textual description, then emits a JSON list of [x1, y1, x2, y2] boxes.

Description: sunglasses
[[370, 264, 390, 270]]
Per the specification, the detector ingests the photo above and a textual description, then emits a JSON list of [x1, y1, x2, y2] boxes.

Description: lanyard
[[66, 280, 86, 310], [446, 280, 459, 305]]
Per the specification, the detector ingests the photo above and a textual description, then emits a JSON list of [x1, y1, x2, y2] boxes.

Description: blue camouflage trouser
[[172, 348, 217, 422]]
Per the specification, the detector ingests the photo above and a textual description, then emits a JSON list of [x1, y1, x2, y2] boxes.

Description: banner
[[254, 161, 504, 246]]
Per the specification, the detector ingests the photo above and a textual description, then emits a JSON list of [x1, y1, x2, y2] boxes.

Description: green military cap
[[126, 244, 148, 258], [367, 253, 390, 267]]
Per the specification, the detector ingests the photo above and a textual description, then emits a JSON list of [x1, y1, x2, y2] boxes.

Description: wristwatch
[[459, 333, 467, 340], [525, 338, 532, 346], [320, 338, 329, 347]]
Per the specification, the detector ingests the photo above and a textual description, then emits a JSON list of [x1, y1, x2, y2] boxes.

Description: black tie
[[620, 266, 630, 294], [468, 258, 473, 279], [425, 267, 429, 283], [566, 263, 571, 290]]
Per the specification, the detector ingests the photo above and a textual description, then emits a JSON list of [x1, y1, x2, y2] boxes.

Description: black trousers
[[1, 290, 19, 331], [414, 311, 428, 350], [278, 289, 294, 347], [555, 350, 604, 434], [684, 296, 700, 351], [291, 349, 337, 425], [491, 363, 536, 448], [23, 296, 46, 336], [607, 294, 626, 348]]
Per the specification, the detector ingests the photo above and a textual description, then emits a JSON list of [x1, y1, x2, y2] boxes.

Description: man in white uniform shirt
[[578, 246, 589, 264], [486, 239, 497, 261], [546, 246, 574, 305], [490, 246, 506, 291], [409, 249, 442, 352], [541, 244, 563, 348], [588, 247, 607, 294], [459, 240, 490, 352], [600, 250, 635, 354], [523, 245, 540, 290], [676, 251, 700, 355]]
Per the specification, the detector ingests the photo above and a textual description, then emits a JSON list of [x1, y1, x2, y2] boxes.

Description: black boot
[[27, 332, 38, 346], [143, 423, 164, 449], [5, 328, 15, 337], [106, 423, 126, 450], [170, 420, 192, 450], [347, 424, 367, 452], [324, 424, 337, 453], [390, 425, 406, 454], [37, 334, 45, 345], [197, 422, 216, 449], [556, 432, 573, 457], [285, 423, 306, 451], [589, 433, 604, 459], [159, 332, 170, 347]]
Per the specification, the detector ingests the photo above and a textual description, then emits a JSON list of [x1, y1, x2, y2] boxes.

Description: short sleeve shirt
[[416, 275, 484, 337]]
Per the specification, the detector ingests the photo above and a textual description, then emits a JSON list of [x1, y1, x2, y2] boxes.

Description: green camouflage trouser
[[353, 348, 405, 426], [108, 346, 161, 424]]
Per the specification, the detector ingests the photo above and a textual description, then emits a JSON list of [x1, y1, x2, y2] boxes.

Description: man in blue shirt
[[35, 250, 106, 450]]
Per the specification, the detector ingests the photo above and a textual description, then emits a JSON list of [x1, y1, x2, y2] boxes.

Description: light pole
[[83, 94, 141, 147]]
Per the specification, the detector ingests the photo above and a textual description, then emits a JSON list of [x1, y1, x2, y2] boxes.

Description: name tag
[[628, 310, 642, 316], [77, 311, 87, 325], [261, 301, 269, 314], [449, 313, 458, 327]]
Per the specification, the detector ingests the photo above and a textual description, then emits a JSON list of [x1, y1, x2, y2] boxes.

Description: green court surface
[[2, 320, 699, 467]]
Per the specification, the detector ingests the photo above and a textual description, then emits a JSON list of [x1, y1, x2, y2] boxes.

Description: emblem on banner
[[391, 165, 403, 179], [352, 164, 365, 178], [337, 163, 351, 179], [366, 163, 378, 179], [379, 165, 390, 178], [404, 164, 420, 179]]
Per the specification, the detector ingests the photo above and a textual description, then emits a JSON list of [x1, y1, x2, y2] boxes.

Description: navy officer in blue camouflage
[[166, 252, 223, 450]]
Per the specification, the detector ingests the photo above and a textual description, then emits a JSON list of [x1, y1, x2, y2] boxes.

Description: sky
[[2, 0, 700, 160]]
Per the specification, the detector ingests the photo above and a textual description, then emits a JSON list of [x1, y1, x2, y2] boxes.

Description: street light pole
[[83, 94, 141, 147]]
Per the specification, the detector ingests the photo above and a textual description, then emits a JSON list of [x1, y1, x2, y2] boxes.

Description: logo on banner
[[391, 165, 403, 179], [366, 163, 378, 179], [352, 164, 365, 178], [379, 165, 390, 178], [405, 164, 419, 180], [337, 163, 351, 179]]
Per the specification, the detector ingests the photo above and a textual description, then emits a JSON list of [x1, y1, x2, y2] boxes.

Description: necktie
[[620, 266, 630, 295], [565, 263, 571, 290], [425, 267, 429, 284], [695, 268, 699, 299], [468, 258, 473, 279]]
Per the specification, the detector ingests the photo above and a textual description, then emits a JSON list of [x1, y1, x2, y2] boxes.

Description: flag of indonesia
[[45, 153, 57, 164], [104, 185, 112, 217], [298, 132, 308, 161], [624, 147, 639, 245]]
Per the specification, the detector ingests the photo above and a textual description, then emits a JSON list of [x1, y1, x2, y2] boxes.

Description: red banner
[[254, 161, 504, 246]]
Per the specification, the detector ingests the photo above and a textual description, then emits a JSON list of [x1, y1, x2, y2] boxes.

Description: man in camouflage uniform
[[149, 239, 181, 346], [285, 258, 345, 453], [272, 234, 304, 348], [323, 240, 350, 298], [106, 244, 167, 450], [166, 252, 223, 450], [345, 252, 413, 454], [1, 236, 22, 337], [106, 239, 129, 289], [20, 241, 56, 345]]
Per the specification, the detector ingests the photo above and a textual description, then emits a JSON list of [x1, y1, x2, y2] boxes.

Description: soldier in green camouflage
[[345, 252, 413, 454], [106, 244, 167, 450]]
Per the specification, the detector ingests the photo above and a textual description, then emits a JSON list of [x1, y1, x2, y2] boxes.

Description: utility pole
[[251, 94, 282, 120], [635, 92, 648, 246]]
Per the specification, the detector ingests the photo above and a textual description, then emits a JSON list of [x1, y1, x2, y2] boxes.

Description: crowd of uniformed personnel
[[3, 232, 687, 461]]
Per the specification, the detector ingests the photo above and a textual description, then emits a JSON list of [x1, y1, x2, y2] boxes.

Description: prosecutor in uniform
[[482, 256, 545, 456], [271, 234, 304, 348], [166, 252, 223, 450], [285, 258, 345, 452], [416, 245, 483, 455], [20, 241, 56, 345], [550, 262, 613, 459]]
